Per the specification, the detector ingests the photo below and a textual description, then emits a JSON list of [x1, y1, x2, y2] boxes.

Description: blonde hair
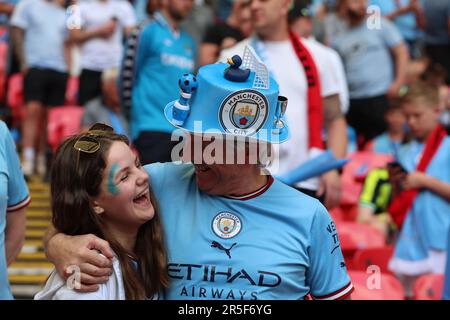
[[402, 81, 440, 109]]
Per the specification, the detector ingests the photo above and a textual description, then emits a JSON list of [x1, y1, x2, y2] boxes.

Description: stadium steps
[[8, 179, 53, 299]]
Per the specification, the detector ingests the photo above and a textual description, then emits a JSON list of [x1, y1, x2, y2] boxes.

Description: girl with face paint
[[35, 127, 168, 300]]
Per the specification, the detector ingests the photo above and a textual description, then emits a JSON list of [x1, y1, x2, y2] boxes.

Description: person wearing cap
[[220, 0, 348, 209], [44, 55, 353, 300]]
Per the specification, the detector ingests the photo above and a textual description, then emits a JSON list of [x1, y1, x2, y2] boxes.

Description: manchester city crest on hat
[[212, 212, 242, 239], [219, 90, 268, 136]]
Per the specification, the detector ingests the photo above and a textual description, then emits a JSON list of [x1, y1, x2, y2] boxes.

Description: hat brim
[[164, 101, 290, 144]]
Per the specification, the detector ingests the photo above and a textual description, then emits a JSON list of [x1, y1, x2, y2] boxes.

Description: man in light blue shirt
[[11, 0, 70, 179], [1, 120, 30, 299], [332, 0, 409, 148], [122, 0, 196, 165], [369, 0, 424, 58]]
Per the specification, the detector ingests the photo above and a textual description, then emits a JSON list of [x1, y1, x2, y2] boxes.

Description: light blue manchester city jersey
[[146, 162, 353, 300], [1, 121, 31, 299], [130, 12, 196, 140], [394, 137, 450, 262]]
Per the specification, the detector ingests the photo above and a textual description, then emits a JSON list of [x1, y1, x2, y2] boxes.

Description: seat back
[[348, 270, 404, 300], [413, 274, 444, 300], [47, 106, 83, 152], [352, 246, 394, 274]]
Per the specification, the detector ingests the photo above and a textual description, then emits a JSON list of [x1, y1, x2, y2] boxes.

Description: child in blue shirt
[[388, 81, 450, 298]]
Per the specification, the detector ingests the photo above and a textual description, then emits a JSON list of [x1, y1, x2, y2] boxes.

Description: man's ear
[[92, 200, 105, 215]]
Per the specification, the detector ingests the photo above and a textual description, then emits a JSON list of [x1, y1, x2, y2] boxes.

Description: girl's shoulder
[[35, 257, 125, 300]]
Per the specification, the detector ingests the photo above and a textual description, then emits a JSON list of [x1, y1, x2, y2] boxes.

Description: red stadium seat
[[413, 274, 444, 300], [6, 73, 24, 125], [348, 270, 404, 300], [341, 152, 394, 207], [352, 246, 394, 274], [0, 40, 8, 102], [47, 106, 83, 152], [335, 221, 386, 265]]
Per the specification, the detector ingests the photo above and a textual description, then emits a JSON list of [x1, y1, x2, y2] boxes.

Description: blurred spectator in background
[[0, 120, 30, 299], [369, 0, 425, 59], [0, 0, 15, 21], [357, 98, 408, 243], [11, 0, 71, 179], [221, 0, 347, 209], [357, 168, 395, 242], [212, 0, 233, 21], [421, 63, 450, 118], [200, 0, 252, 66], [423, 0, 450, 85], [133, 0, 160, 24], [323, 0, 349, 45], [81, 68, 128, 136], [69, 0, 136, 106], [365, 98, 407, 157], [332, 0, 409, 149], [181, 0, 214, 62], [289, 0, 349, 114], [122, 0, 196, 164], [388, 81, 450, 299]]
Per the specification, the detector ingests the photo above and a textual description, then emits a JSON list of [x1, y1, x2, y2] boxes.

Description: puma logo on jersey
[[211, 241, 237, 259]]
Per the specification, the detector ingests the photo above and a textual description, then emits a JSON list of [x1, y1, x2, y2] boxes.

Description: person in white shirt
[[289, 0, 349, 114], [69, 0, 136, 105], [220, 0, 348, 209]]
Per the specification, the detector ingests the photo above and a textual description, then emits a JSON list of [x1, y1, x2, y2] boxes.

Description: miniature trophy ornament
[[172, 73, 198, 126], [274, 96, 288, 134]]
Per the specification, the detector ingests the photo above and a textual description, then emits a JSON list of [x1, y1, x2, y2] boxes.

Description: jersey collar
[[224, 176, 274, 201], [154, 11, 180, 39]]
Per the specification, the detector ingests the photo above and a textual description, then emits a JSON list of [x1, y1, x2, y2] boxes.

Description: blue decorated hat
[[164, 46, 289, 143]]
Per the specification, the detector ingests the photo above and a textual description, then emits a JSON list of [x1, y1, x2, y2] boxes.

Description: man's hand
[[47, 233, 114, 292], [387, 81, 403, 98], [96, 20, 117, 39], [318, 170, 341, 209]]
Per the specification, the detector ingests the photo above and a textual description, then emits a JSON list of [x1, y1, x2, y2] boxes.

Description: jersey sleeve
[[306, 203, 353, 300], [10, 0, 30, 29], [1, 122, 30, 212], [380, 18, 404, 48], [117, 1, 137, 28]]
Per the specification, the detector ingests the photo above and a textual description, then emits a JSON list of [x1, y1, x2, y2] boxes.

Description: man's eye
[[121, 175, 128, 181]]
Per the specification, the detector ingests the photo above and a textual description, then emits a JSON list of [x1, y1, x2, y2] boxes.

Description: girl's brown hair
[[51, 132, 169, 299]]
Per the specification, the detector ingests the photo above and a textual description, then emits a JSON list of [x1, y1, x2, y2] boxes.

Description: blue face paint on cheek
[[108, 163, 120, 196]]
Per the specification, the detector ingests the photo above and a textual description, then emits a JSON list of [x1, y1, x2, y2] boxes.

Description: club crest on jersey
[[212, 212, 242, 239], [219, 90, 268, 137]]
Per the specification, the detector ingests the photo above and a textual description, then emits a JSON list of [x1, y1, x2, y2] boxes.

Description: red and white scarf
[[252, 31, 324, 150]]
